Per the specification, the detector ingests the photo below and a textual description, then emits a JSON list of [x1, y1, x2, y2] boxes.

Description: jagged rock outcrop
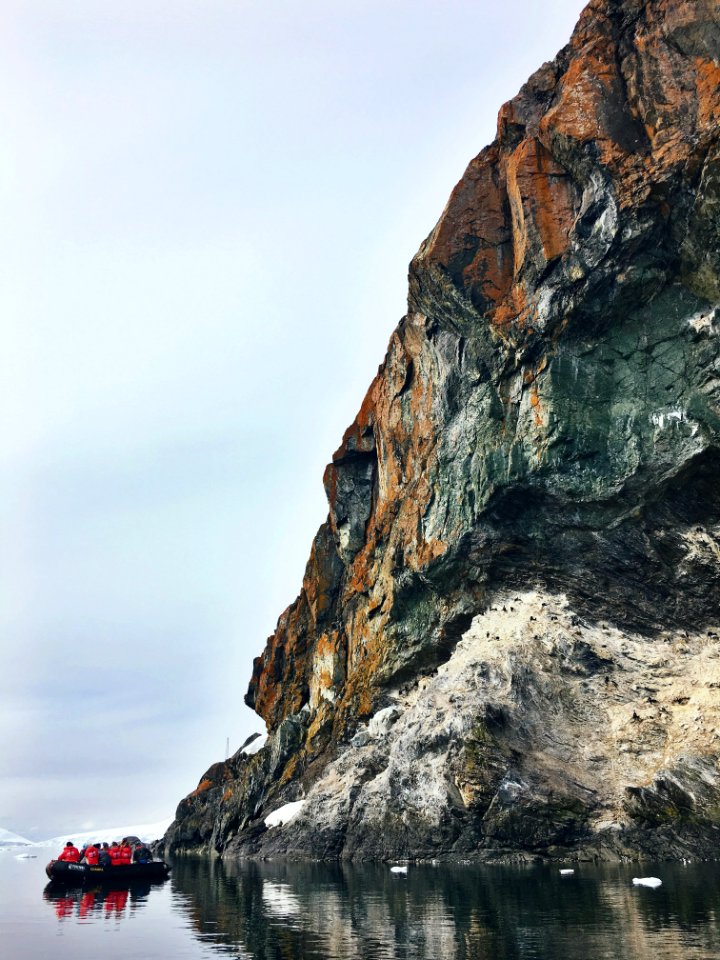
[[164, 0, 720, 862]]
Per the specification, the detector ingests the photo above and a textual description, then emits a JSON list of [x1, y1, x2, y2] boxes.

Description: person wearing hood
[[57, 842, 80, 863], [84, 843, 100, 866]]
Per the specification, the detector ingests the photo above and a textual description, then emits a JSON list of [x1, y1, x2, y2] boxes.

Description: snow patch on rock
[[368, 706, 402, 737], [241, 733, 268, 756], [265, 800, 305, 829], [687, 307, 717, 335]]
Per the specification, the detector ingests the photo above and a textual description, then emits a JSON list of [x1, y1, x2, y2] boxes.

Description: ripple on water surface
[[2, 850, 720, 959]]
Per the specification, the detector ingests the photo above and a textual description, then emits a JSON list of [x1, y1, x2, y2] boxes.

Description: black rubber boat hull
[[46, 859, 170, 885]]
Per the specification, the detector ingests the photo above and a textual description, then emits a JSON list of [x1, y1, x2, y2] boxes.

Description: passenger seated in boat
[[119, 840, 132, 865], [57, 841, 80, 863], [84, 843, 100, 866], [132, 843, 151, 863], [98, 844, 112, 868], [108, 842, 122, 865]]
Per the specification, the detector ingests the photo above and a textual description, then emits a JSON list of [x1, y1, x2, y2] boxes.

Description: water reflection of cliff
[[170, 858, 720, 960], [43, 882, 152, 922]]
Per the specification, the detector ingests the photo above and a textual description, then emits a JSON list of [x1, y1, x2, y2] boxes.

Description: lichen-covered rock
[[164, 0, 720, 861]]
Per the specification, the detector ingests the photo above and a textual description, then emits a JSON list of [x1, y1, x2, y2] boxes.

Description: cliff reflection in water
[[170, 858, 720, 960]]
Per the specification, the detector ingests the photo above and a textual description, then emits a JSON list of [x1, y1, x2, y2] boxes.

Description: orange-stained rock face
[[246, 0, 720, 741], [164, 0, 720, 863], [415, 0, 720, 342], [506, 138, 576, 279], [422, 144, 515, 317]]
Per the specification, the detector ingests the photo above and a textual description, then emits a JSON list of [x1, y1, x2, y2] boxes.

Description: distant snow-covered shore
[[0, 827, 33, 847], [0, 818, 171, 851]]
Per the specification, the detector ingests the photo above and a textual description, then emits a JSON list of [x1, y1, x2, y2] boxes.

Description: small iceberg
[[632, 877, 662, 888], [390, 865, 408, 874], [559, 869, 575, 875]]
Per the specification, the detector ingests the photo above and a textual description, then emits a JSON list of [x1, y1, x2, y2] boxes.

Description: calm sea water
[[2, 849, 720, 959]]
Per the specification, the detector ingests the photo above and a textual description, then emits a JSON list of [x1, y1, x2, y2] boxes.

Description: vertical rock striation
[[165, 0, 720, 861]]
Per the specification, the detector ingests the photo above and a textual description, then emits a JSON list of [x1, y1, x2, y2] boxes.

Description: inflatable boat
[[46, 859, 170, 885]]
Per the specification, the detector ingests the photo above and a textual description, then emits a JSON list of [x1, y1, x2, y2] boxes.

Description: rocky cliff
[[164, 0, 720, 862]]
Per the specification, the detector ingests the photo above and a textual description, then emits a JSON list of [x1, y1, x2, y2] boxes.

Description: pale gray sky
[[0, 0, 586, 839]]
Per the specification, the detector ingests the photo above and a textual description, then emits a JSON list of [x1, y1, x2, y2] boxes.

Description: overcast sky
[[0, 0, 586, 840]]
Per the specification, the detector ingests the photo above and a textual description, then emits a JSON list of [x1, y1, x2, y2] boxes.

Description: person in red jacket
[[57, 841, 80, 863], [119, 841, 132, 866], [108, 842, 122, 865], [84, 844, 100, 866]]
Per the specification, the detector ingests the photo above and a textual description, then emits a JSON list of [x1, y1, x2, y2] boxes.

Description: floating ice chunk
[[559, 869, 575, 875], [264, 800, 305, 829], [390, 865, 408, 874], [632, 877, 662, 888]]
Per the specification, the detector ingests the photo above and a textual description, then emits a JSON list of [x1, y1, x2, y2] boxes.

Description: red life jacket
[[109, 845, 122, 865], [119, 844, 132, 864], [85, 846, 100, 865], [58, 845, 80, 863]]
